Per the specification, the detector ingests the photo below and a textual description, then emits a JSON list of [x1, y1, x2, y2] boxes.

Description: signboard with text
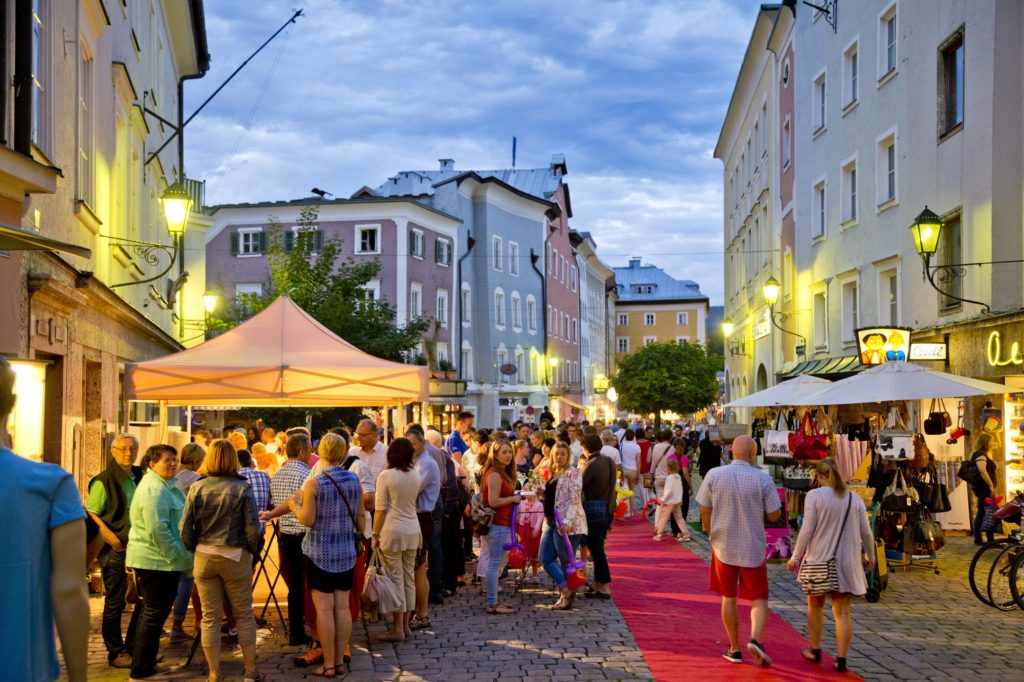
[[909, 342, 948, 361]]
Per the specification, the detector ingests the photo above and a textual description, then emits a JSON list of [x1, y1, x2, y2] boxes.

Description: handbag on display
[[877, 408, 914, 460], [923, 399, 952, 435], [763, 412, 795, 465], [880, 468, 920, 513], [925, 463, 952, 513], [914, 509, 945, 553], [783, 465, 814, 491], [788, 412, 828, 461], [910, 433, 930, 469], [797, 493, 852, 595]]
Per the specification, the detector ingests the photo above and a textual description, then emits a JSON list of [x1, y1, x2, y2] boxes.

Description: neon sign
[[987, 331, 1024, 367]]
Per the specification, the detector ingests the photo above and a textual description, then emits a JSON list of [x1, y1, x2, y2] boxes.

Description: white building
[[572, 231, 615, 417]]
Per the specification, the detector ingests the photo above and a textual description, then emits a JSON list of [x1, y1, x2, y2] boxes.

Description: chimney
[[550, 153, 567, 176], [439, 159, 455, 171], [629, 257, 641, 269]]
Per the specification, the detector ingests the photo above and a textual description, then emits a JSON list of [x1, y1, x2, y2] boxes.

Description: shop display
[[1003, 394, 1024, 494]]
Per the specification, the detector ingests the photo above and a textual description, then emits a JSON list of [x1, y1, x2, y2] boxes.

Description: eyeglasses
[[355, 432, 376, 437], [113, 445, 139, 452]]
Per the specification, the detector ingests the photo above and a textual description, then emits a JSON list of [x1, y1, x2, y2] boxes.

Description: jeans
[[540, 526, 582, 589], [973, 490, 995, 544], [194, 550, 257, 648], [441, 510, 465, 590], [130, 568, 181, 678], [428, 504, 444, 600], [279, 532, 307, 640], [485, 524, 509, 607], [585, 519, 611, 584], [98, 548, 140, 661], [172, 570, 194, 623]]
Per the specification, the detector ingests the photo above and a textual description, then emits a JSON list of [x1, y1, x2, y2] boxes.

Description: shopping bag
[[763, 412, 795, 465], [363, 548, 402, 615]]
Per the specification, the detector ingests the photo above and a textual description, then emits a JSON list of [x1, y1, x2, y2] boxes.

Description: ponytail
[[815, 458, 847, 498]]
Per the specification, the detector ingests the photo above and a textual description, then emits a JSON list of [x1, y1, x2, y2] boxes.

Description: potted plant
[[411, 353, 427, 366], [438, 358, 455, 379]]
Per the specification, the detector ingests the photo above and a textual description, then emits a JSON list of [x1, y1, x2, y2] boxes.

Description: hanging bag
[[880, 468, 920, 513], [910, 433, 930, 469], [876, 408, 914, 460], [764, 412, 796, 465], [914, 508, 945, 553], [797, 493, 853, 595], [925, 460, 952, 513], [923, 399, 951, 435], [788, 412, 828, 461]]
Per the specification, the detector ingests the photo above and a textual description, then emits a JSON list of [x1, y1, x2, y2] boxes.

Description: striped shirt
[[695, 460, 781, 568], [270, 459, 311, 536]]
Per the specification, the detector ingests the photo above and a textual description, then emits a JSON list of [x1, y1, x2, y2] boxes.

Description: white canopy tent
[[125, 296, 429, 410], [725, 375, 833, 408], [797, 361, 1009, 405]]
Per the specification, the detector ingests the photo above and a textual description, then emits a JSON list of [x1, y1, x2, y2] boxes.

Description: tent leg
[[186, 405, 192, 440], [159, 401, 167, 442]]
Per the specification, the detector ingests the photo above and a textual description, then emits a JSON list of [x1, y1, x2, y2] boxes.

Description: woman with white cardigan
[[787, 459, 875, 674]]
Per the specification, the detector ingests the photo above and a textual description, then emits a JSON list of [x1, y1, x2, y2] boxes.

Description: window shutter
[[435, 239, 443, 263], [230, 231, 239, 256], [314, 229, 324, 252], [257, 231, 267, 253], [284, 230, 295, 253]]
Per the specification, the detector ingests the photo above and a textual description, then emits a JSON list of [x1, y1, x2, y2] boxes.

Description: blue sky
[[186, 0, 756, 303]]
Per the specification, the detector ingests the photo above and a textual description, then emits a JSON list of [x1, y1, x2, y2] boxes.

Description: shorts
[[708, 552, 769, 601], [416, 511, 434, 568], [304, 557, 354, 593]]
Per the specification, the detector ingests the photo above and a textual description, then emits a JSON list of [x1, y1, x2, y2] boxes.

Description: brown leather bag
[[911, 433, 930, 469]]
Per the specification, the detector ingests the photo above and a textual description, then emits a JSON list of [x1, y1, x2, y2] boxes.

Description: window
[[813, 290, 828, 349], [496, 348, 508, 383], [436, 288, 449, 328], [616, 337, 629, 353], [409, 282, 422, 319], [359, 280, 380, 308], [461, 284, 471, 325], [618, 313, 628, 326], [643, 336, 657, 347], [813, 70, 826, 132], [461, 345, 473, 381], [436, 343, 449, 364], [493, 237, 502, 271], [515, 350, 525, 383], [284, 227, 323, 254], [570, 266, 577, 292], [526, 295, 537, 333], [841, 280, 858, 342], [676, 312, 689, 326], [879, 4, 898, 77], [878, 267, 899, 325], [644, 313, 655, 326], [675, 336, 690, 345], [234, 228, 265, 256], [509, 242, 519, 275], [494, 289, 506, 327], [938, 214, 962, 310], [813, 180, 826, 238], [32, 0, 52, 155], [877, 131, 897, 205], [940, 29, 964, 134], [511, 292, 522, 330], [77, 41, 94, 206], [434, 238, 452, 266], [760, 102, 768, 156], [782, 116, 791, 167], [571, 318, 577, 344], [356, 225, 380, 254], [844, 41, 858, 107], [409, 228, 424, 258], [841, 159, 858, 224], [235, 283, 262, 300]]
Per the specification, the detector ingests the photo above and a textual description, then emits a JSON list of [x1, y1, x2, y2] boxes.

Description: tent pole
[[186, 405, 193, 440], [159, 401, 167, 442], [384, 406, 391, 445]]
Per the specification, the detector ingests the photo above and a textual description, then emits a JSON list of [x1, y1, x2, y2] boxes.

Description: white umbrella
[[804, 361, 1008, 405], [725, 375, 833, 408]]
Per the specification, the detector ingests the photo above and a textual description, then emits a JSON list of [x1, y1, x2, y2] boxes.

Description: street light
[[910, 205, 992, 313], [762, 275, 806, 357], [722, 318, 734, 338], [607, 387, 618, 403], [203, 291, 219, 314], [722, 316, 746, 356], [762, 276, 781, 308], [107, 185, 191, 289], [161, 182, 193, 238], [909, 206, 942, 258]]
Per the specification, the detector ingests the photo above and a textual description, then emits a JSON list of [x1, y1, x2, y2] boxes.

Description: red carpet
[[606, 517, 861, 681]]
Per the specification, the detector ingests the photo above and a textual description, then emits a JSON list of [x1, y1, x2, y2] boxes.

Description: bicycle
[[968, 492, 1023, 608], [981, 493, 1024, 610]]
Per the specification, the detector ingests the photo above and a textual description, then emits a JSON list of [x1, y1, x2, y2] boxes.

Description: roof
[[375, 167, 562, 203], [613, 259, 708, 303], [206, 195, 462, 224]]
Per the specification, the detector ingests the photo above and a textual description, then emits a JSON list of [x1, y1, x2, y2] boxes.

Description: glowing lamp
[[722, 318, 735, 337], [161, 182, 192, 238], [910, 206, 943, 257], [762, 276, 781, 308], [203, 292, 219, 314]]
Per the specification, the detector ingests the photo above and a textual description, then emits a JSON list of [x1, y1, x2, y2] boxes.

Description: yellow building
[[613, 258, 709, 360]]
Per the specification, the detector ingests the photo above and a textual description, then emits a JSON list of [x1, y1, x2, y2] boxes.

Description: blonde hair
[[318, 432, 349, 465], [815, 458, 847, 498], [666, 458, 680, 474], [227, 430, 248, 453], [512, 439, 530, 456], [251, 442, 275, 471], [549, 442, 571, 478], [205, 439, 240, 476], [977, 433, 993, 453]]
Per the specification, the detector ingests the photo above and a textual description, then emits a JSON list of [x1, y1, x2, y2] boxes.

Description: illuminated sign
[[987, 331, 1023, 367], [909, 342, 948, 361], [856, 326, 912, 365]]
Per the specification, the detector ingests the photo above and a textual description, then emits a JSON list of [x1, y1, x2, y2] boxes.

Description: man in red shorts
[[696, 435, 781, 667]]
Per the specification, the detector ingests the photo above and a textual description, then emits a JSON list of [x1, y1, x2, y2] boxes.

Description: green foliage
[[611, 341, 719, 428], [209, 205, 430, 362]]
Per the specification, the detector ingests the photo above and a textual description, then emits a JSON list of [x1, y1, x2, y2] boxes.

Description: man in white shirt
[[567, 424, 584, 467], [349, 419, 388, 498]]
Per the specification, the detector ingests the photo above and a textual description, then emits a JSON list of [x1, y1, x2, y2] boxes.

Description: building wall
[[613, 301, 708, 361], [545, 182, 582, 420]]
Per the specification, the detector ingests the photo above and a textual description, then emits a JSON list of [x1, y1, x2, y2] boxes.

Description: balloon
[[566, 568, 588, 591], [614, 500, 628, 519], [554, 510, 586, 572], [503, 502, 525, 553], [506, 547, 526, 569]]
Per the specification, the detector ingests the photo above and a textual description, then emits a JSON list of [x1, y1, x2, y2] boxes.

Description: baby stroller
[[865, 503, 889, 603]]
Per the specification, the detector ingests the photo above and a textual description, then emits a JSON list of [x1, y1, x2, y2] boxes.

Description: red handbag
[[787, 412, 828, 461]]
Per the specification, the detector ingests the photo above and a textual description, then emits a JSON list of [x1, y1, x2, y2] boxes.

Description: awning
[[0, 222, 91, 258], [556, 396, 589, 411], [776, 355, 871, 380]]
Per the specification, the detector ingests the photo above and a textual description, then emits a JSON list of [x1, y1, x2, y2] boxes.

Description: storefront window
[[9, 361, 46, 461]]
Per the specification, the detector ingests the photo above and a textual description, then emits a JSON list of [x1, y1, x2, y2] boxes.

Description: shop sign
[[856, 326, 912, 365], [752, 308, 771, 340], [986, 330, 1024, 367], [909, 342, 947, 361]]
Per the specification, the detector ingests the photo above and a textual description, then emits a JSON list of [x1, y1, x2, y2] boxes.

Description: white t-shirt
[[619, 440, 640, 471], [570, 440, 584, 467], [661, 473, 683, 505], [600, 445, 622, 468]]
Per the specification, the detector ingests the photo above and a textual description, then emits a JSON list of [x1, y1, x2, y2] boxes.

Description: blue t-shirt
[[445, 431, 469, 457], [0, 447, 86, 681]]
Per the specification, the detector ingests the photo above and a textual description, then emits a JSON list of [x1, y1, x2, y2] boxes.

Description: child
[[653, 459, 691, 541]]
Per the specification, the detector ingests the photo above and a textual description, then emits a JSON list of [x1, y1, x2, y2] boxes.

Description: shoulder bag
[[957, 454, 983, 487], [923, 399, 952, 435], [788, 412, 828, 461], [644, 443, 670, 488], [880, 468, 920, 513], [469, 491, 495, 535], [764, 412, 795, 465], [876, 408, 914, 460], [797, 492, 852, 595], [323, 470, 366, 556]]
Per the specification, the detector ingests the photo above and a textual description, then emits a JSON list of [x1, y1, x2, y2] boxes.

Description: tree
[[611, 341, 719, 429]]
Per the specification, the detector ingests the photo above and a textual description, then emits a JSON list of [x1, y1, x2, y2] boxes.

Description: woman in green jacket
[[126, 444, 192, 680]]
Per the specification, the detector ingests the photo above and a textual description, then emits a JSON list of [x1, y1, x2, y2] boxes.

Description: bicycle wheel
[[969, 538, 1013, 606], [986, 544, 1023, 611], [1009, 548, 1024, 610]]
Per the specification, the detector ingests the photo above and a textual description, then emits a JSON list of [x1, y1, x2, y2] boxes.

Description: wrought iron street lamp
[[910, 206, 992, 313], [107, 185, 192, 289], [762, 276, 806, 357], [722, 317, 746, 356]]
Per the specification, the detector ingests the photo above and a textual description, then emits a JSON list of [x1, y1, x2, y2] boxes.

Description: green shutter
[[435, 239, 442, 263], [257, 231, 267, 253], [230, 231, 239, 256], [284, 230, 295, 253], [314, 229, 324, 252]]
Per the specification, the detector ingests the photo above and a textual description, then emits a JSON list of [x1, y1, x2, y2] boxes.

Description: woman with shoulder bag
[[650, 430, 673, 498], [970, 433, 999, 546], [290, 432, 366, 676], [786, 459, 874, 674], [539, 442, 587, 609]]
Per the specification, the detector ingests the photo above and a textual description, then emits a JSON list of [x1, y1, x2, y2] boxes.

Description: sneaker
[[169, 628, 192, 643], [747, 639, 772, 668], [722, 649, 742, 664], [109, 652, 133, 669]]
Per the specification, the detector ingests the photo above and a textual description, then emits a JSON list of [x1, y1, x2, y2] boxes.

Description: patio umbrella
[[804, 361, 1009, 405], [725, 374, 833, 407]]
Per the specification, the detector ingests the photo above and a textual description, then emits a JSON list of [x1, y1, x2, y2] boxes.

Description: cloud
[[187, 0, 757, 304]]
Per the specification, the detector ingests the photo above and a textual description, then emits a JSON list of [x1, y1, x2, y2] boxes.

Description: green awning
[[0, 222, 91, 258], [777, 355, 871, 380]]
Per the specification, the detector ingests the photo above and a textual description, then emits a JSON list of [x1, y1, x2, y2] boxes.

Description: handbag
[[363, 548, 402, 614], [914, 509, 945, 553], [324, 471, 366, 556], [782, 465, 814, 491], [880, 468, 920, 513], [787, 412, 828, 461], [797, 493, 852, 595], [925, 464, 952, 513], [956, 456, 982, 487], [923, 399, 951, 435], [877, 408, 914, 460], [469, 492, 495, 535], [125, 566, 141, 605], [763, 412, 795, 465], [910, 433, 930, 469]]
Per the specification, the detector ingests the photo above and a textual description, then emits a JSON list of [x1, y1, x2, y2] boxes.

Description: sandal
[[293, 646, 323, 668], [801, 647, 821, 663], [312, 665, 336, 678], [410, 615, 431, 630], [484, 604, 515, 615]]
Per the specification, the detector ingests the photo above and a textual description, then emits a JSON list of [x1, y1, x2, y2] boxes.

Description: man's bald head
[[731, 435, 758, 462]]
